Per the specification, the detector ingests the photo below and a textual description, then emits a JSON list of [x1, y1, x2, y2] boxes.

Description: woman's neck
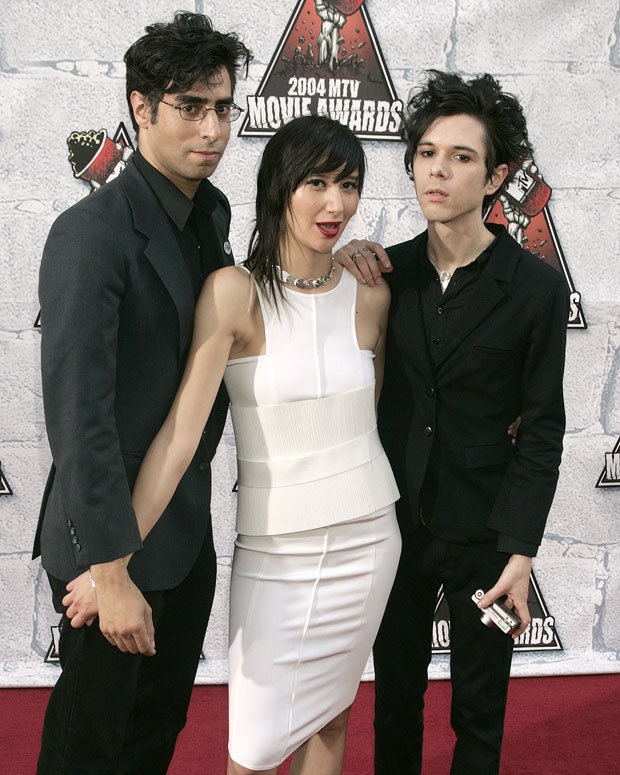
[[279, 244, 333, 279]]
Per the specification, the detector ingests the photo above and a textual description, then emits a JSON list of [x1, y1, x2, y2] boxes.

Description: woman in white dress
[[66, 115, 401, 774]]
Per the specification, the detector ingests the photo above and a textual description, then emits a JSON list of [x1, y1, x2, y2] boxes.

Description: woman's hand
[[63, 570, 98, 627]]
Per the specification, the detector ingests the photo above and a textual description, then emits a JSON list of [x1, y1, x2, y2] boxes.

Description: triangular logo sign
[[238, 0, 402, 139], [44, 620, 62, 663], [0, 461, 13, 495], [596, 436, 620, 487], [432, 571, 562, 654], [485, 160, 586, 329]]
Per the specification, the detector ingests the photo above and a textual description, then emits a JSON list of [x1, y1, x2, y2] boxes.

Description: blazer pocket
[[464, 442, 514, 469], [121, 451, 146, 461], [121, 451, 146, 489], [471, 345, 513, 361]]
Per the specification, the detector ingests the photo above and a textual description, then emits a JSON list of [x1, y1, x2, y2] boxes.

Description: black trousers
[[373, 526, 514, 775], [37, 534, 217, 775]]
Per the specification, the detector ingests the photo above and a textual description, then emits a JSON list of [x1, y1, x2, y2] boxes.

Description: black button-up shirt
[[420, 242, 494, 532], [132, 150, 221, 299], [418, 235, 536, 555], [421, 240, 494, 367]]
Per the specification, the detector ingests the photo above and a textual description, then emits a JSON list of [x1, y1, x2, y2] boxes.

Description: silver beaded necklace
[[277, 260, 335, 290]]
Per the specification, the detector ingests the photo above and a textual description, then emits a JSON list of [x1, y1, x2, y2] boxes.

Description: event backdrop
[[1, 0, 619, 687]]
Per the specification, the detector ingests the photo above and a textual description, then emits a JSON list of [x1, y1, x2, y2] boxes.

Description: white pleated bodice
[[224, 268, 399, 535]]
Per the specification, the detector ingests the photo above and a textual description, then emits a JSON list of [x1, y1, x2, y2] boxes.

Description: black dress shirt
[[420, 238, 499, 540], [132, 150, 222, 299]]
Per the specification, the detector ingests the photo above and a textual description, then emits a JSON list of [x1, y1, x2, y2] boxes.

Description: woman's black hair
[[245, 114, 366, 302]]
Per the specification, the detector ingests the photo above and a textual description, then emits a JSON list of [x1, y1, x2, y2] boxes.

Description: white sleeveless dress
[[224, 268, 401, 770]]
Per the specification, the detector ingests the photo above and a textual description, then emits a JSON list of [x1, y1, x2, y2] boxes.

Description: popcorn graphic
[[67, 128, 132, 190]]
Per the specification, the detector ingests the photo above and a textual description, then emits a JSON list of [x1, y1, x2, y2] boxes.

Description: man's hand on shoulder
[[88, 558, 155, 656], [334, 240, 392, 286]]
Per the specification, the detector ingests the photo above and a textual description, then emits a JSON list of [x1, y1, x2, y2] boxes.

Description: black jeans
[[373, 527, 514, 775], [37, 534, 216, 775]]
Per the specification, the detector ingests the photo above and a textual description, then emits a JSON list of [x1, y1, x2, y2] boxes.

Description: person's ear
[[130, 91, 152, 131], [486, 163, 509, 196]]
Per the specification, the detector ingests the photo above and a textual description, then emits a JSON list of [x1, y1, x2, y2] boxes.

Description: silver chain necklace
[[427, 253, 452, 292], [277, 260, 335, 290]]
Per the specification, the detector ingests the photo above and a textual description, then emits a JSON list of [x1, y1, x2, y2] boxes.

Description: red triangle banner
[[238, 0, 402, 139], [484, 160, 586, 329]]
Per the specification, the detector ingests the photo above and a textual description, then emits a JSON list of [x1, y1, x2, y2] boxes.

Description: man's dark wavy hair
[[245, 114, 366, 305], [124, 11, 252, 133], [401, 70, 534, 209]]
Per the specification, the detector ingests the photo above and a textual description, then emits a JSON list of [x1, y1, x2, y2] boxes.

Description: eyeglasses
[[160, 100, 244, 123]]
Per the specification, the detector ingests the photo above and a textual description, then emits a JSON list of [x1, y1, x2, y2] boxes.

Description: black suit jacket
[[378, 226, 568, 553], [33, 157, 232, 590]]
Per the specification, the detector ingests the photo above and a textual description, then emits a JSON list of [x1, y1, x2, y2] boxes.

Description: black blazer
[[378, 226, 569, 552], [33, 157, 232, 590]]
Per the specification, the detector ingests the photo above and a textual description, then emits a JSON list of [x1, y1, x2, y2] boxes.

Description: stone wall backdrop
[[1, 0, 619, 687]]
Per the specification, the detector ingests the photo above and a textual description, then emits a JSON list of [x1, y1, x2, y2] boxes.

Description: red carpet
[[2, 674, 618, 773]]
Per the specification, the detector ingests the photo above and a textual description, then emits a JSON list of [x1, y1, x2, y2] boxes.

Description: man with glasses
[[34, 13, 251, 774]]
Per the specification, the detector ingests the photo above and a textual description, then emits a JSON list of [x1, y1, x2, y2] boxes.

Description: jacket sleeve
[[488, 270, 569, 552], [39, 204, 143, 570]]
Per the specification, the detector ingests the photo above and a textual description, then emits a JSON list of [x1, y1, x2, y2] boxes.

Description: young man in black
[[338, 70, 568, 774], [34, 13, 251, 774]]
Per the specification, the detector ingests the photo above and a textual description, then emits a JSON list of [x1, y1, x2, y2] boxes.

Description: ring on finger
[[351, 251, 362, 261]]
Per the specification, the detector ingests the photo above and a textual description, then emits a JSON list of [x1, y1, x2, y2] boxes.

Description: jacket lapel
[[121, 162, 195, 355], [435, 228, 521, 369], [388, 235, 435, 386], [144, 219, 195, 352]]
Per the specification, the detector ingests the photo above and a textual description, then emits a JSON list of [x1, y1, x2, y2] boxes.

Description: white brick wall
[[1, 0, 619, 686]]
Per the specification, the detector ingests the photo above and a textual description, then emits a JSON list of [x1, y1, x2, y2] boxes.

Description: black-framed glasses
[[160, 100, 244, 123]]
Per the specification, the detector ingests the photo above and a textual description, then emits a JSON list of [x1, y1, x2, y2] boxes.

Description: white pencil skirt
[[227, 505, 401, 770]]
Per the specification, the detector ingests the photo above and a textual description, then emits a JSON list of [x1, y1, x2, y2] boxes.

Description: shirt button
[[423, 426, 433, 437], [437, 307, 443, 315], [426, 387, 435, 397], [433, 338, 441, 345], [199, 462, 209, 471]]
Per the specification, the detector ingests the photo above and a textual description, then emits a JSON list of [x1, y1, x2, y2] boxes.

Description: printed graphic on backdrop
[[0, 461, 13, 495], [67, 122, 134, 191], [485, 160, 586, 329], [44, 623, 61, 663], [596, 436, 620, 487], [432, 572, 562, 654], [34, 123, 136, 328], [239, 0, 402, 139]]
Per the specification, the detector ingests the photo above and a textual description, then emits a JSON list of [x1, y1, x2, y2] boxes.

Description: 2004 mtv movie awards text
[[245, 76, 402, 134]]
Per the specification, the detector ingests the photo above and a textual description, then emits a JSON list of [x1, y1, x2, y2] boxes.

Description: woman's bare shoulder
[[209, 263, 252, 287], [351, 268, 391, 312], [202, 264, 252, 299]]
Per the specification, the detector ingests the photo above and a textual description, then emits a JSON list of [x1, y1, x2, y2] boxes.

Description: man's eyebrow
[[173, 93, 234, 105], [418, 140, 480, 155]]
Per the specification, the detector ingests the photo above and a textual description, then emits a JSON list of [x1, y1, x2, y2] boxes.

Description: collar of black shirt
[[421, 230, 499, 278], [131, 149, 217, 232]]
